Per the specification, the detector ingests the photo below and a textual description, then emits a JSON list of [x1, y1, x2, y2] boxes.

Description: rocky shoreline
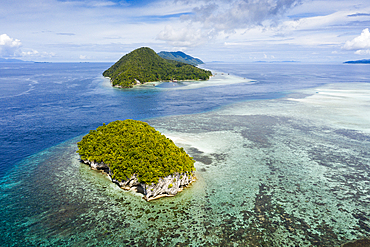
[[81, 159, 196, 201]]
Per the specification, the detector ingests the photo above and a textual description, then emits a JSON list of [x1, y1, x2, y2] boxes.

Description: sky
[[1, 0, 370, 63]]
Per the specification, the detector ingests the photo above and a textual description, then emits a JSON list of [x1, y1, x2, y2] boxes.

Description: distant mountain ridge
[[157, 51, 204, 66], [344, 59, 370, 64], [0, 58, 31, 63], [103, 47, 212, 88]]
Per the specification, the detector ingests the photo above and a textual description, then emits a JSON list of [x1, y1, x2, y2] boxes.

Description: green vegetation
[[77, 119, 195, 184], [157, 51, 204, 66], [103, 47, 212, 88]]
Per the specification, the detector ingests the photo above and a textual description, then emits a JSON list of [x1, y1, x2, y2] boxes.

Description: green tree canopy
[[103, 47, 212, 88], [77, 120, 195, 184]]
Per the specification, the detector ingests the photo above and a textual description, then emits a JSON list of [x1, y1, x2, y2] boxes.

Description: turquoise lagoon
[[0, 63, 369, 246]]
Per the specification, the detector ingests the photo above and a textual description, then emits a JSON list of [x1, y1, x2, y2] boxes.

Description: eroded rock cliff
[[82, 159, 195, 201]]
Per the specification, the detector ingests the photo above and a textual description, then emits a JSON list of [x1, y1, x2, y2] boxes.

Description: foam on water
[[0, 77, 37, 99], [133, 73, 253, 91], [287, 83, 370, 133], [218, 82, 370, 133]]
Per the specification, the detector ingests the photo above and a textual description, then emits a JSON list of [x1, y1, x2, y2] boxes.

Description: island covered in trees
[[77, 119, 196, 201], [344, 59, 370, 64], [103, 47, 212, 88]]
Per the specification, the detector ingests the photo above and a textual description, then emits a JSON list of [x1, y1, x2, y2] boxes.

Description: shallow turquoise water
[[2, 83, 370, 246], [1, 63, 370, 246], [149, 91, 370, 246]]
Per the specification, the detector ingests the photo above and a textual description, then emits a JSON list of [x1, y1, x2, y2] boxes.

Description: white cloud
[[79, 55, 88, 59], [342, 28, 370, 50], [280, 11, 349, 32], [2, 0, 370, 62], [181, 0, 302, 31], [224, 42, 252, 46], [88, 1, 117, 7], [355, 49, 370, 55], [157, 25, 212, 47], [0, 34, 22, 57], [20, 49, 55, 58], [0, 34, 55, 59], [21, 49, 39, 56], [158, 0, 302, 48]]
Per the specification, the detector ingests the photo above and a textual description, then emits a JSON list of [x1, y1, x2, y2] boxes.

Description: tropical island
[[344, 59, 370, 64], [77, 119, 196, 201], [103, 47, 212, 88]]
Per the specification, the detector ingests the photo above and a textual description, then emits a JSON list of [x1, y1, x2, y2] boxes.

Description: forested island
[[344, 59, 370, 64], [77, 120, 196, 201], [103, 47, 212, 88]]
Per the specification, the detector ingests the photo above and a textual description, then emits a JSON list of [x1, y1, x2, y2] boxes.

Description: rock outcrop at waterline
[[82, 159, 195, 201]]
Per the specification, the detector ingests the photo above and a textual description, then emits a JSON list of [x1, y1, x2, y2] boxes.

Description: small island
[[77, 120, 196, 201], [344, 59, 370, 64], [103, 47, 212, 88]]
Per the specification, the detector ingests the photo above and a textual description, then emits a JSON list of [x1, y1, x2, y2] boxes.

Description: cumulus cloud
[[0, 34, 54, 59], [354, 49, 370, 55], [182, 0, 302, 31], [158, 0, 302, 47], [21, 49, 39, 56], [342, 28, 370, 50], [0, 34, 22, 57], [20, 49, 54, 57], [157, 25, 214, 47]]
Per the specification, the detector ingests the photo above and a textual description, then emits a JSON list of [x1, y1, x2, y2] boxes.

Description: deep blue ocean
[[0, 62, 281, 178], [1, 62, 369, 246]]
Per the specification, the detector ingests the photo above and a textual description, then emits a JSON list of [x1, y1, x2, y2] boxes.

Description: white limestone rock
[[81, 159, 195, 201]]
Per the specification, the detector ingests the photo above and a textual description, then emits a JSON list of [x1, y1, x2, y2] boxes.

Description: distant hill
[[103, 47, 212, 88], [344, 59, 370, 64], [0, 58, 31, 63], [157, 51, 204, 66]]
